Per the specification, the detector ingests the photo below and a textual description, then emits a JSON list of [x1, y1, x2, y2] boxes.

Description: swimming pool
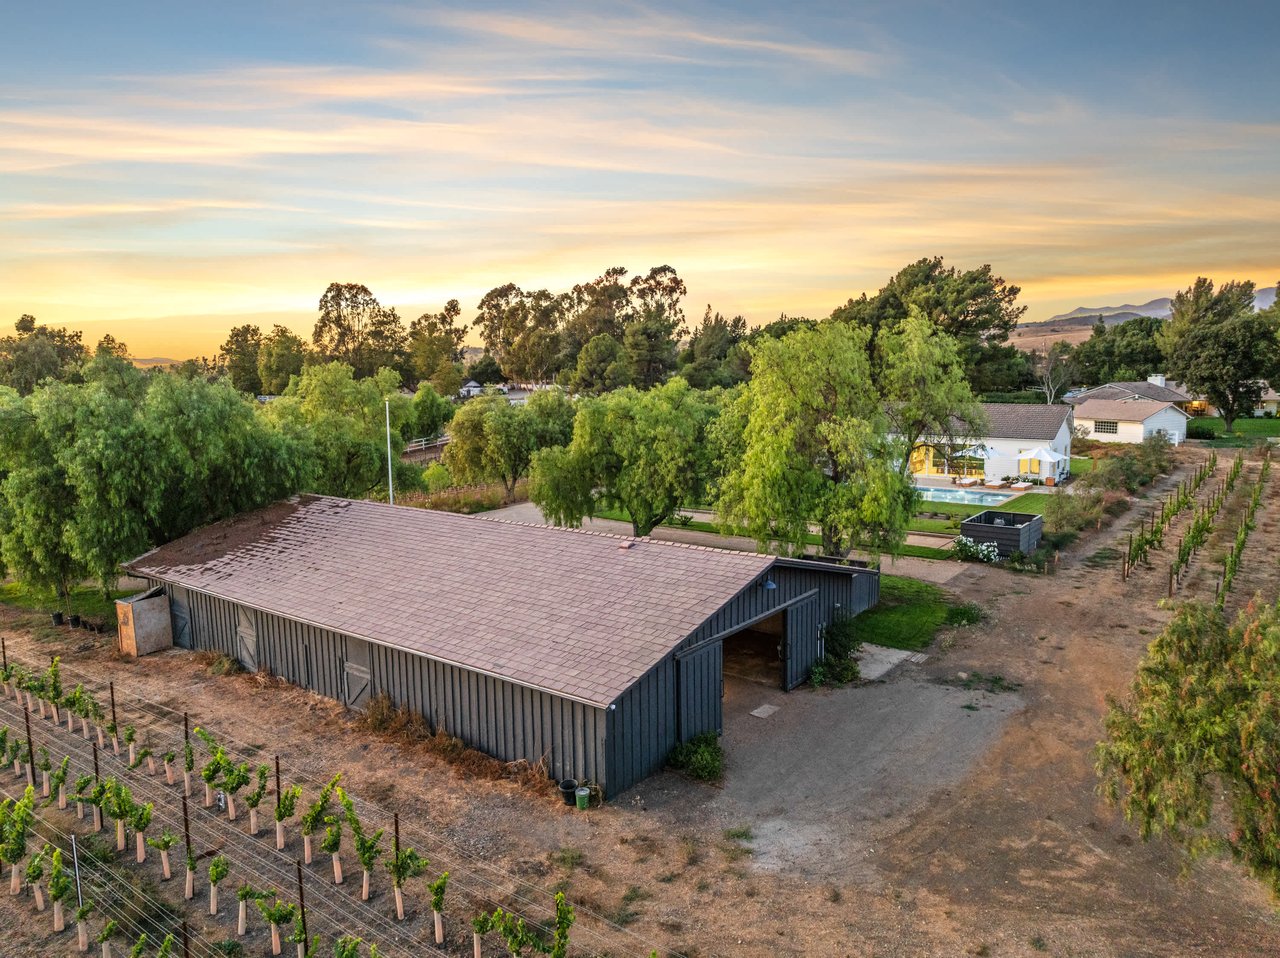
[[914, 485, 1014, 506]]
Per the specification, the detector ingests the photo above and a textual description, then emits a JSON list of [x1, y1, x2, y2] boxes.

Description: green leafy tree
[[220, 324, 264, 395], [715, 322, 913, 557], [218, 761, 252, 821], [409, 299, 467, 386], [1, 785, 36, 895], [312, 283, 408, 378], [409, 383, 454, 440], [566, 333, 630, 395], [876, 307, 986, 478], [264, 363, 417, 498], [531, 378, 717, 536], [443, 390, 574, 499], [1160, 277, 1280, 432], [257, 324, 309, 395], [831, 256, 1027, 392], [1071, 314, 1167, 385], [1096, 599, 1280, 897], [0, 316, 88, 394], [678, 307, 748, 389]]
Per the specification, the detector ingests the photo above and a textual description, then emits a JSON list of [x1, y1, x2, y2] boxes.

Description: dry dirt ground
[[1, 450, 1278, 957]]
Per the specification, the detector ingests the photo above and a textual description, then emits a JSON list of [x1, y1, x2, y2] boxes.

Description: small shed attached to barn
[[125, 495, 878, 796]]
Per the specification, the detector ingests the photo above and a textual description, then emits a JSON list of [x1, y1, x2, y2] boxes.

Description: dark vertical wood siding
[[675, 641, 723, 742], [783, 597, 820, 690], [604, 564, 879, 795], [164, 587, 609, 789]]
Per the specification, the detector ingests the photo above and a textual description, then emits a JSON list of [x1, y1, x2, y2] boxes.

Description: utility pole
[[385, 399, 395, 506]]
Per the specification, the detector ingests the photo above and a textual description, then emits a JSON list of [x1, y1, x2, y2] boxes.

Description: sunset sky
[[3, 1, 1278, 359]]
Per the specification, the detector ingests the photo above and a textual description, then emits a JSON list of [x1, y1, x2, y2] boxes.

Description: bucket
[[68, 614, 81, 628], [557, 779, 578, 806], [50, 612, 64, 627], [574, 786, 590, 811]]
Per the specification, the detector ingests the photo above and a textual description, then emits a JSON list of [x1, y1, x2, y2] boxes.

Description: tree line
[[0, 350, 454, 606], [1031, 277, 1280, 431]]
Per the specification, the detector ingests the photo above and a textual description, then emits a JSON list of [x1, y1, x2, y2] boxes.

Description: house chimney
[[1148, 373, 1166, 388]]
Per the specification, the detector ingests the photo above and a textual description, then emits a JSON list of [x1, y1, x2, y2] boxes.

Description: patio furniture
[[984, 480, 1007, 489], [958, 477, 981, 487], [1010, 481, 1033, 491]]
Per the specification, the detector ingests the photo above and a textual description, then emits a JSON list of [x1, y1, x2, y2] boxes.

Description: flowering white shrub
[[953, 535, 1000, 563]]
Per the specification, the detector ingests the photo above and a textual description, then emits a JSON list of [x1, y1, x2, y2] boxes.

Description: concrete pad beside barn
[[629, 665, 1021, 884]]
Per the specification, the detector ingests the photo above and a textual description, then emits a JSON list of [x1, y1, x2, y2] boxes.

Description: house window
[[1094, 420, 1119, 434]]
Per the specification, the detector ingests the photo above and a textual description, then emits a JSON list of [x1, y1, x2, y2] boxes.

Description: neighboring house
[[1153, 375, 1280, 418], [1073, 398, 1189, 445], [458, 379, 484, 398], [1068, 376, 1193, 410], [909, 403, 1074, 484]]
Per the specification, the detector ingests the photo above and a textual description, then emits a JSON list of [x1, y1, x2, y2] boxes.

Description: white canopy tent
[[1016, 446, 1068, 478]]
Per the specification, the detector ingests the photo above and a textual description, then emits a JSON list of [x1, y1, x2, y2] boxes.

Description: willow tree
[[714, 322, 913, 557], [529, 378, 718, 537], [1097, 599, 1280, 896]]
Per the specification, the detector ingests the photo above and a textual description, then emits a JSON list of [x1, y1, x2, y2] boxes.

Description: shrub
[[667, 732, 724, 782], [421, 462, 453, 493], [1044, 488, 1105, 533], [812, 615, 862, 687], [1186, 420, 1217, 440], [953, 536, 1000, 563]]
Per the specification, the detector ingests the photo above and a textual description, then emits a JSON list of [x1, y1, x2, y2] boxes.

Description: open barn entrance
[[722, 610, 785, 689]]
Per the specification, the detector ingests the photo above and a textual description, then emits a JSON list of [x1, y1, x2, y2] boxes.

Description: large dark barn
[[127, 495, 878, 795]]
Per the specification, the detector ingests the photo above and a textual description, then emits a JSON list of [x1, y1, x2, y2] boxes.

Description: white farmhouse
[[910, 403, 1074, 485], [1073, 398, 1189, 445]]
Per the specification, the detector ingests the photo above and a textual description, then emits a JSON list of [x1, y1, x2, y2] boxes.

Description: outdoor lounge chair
[[984, 480, 1007, 489], [1010, 481, 1032, 491]]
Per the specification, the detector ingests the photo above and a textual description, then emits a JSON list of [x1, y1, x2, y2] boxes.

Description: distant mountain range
[[1026, 286, 1277, 332]]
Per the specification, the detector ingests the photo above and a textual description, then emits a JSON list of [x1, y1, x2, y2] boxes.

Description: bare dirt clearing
[[1, 452, 1278, 956]]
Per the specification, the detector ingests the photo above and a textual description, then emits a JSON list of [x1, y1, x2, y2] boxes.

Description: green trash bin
[[574, 786, 590, 810]]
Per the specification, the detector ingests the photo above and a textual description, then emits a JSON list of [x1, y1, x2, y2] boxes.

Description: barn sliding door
[[676, 641, 723, 742], [235, 606, 258, 672], [344, 638, 372, 710], [783, 597, 820, 690]]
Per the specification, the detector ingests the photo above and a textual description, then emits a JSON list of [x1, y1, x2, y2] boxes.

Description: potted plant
[[342, 791, 383, 902], [429, 872, 449, 944], [320, 812, 344, 885], [256, 898, 296, 956], [48, 846, 71, 932], [386, 845, 427, 921], [208, 854, 230, 916], [130, 801, 153, 864], [95, 919, 119, 958], [236, 883, 274, 937], [74, 899, 95, 952], [146, 829, 178, 880], [24, 843, 47, 911], [243, 764, 270, 836], [275, 783, 301, 851], [300, 774, 341, 865]]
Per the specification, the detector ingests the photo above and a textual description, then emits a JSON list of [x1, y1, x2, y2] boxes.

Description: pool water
[[914, 485, 1014, 506]]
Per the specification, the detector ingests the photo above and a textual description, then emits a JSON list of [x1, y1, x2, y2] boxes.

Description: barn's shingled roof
[[125, 495, 780, 707]]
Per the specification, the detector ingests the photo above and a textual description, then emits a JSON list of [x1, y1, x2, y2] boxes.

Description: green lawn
[[0, 581, 130, 623], [856, 575, 979, 651], [1002, 492, 1056, 515], [1069, 456, 1093, 475], [1189, 416, 1280, 437]]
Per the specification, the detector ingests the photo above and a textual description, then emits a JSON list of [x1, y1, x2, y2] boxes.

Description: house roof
[[124, 495, 781, 708], [1073, 398, 1190, 423], [977, 403, 1074, 442], [1068, 381, 1190, 404]]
